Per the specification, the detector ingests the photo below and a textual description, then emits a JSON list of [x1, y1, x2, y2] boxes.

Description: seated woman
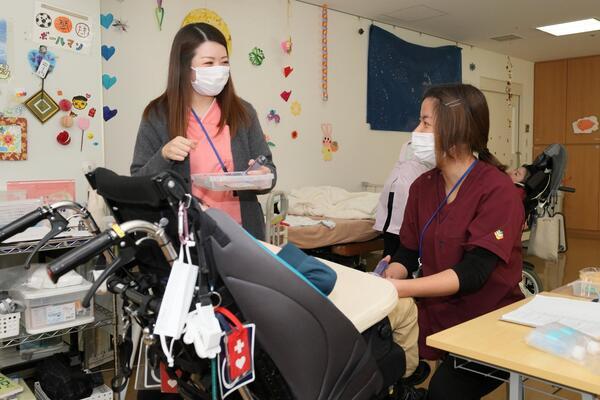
[[384, 83, 525, 400]]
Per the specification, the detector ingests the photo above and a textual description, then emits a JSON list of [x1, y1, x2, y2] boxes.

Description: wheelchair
[[2, 168, 422, 399]]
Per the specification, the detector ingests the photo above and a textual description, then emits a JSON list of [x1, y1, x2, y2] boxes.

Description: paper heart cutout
[[103, 106, 118, 121], [101, 45, 116, 61], [100, 13, 114, 29], [167, 379, 177, 388], [235, 356, 246, 370], [102, 74, 117, 89], [283, 66, 293, 77], [280, 90, 291, 102]]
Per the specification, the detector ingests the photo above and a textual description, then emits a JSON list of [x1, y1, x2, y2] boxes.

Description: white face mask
[[190, 65, 230, 96], [411, 131, 436, 167]]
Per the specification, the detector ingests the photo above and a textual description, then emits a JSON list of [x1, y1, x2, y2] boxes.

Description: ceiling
[[300, 0, 600, 61]]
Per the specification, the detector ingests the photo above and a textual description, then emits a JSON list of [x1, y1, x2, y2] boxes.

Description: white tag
[[153, 244, 198, 339], [36, 59, 51, 78]]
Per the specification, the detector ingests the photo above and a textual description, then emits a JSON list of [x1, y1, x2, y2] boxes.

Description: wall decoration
[[264, 134, 275, 148], [321, 123, 338, 161], [321, 4, 328, 101], [58, 99, 72, 112], [112, 18, 128, 32], [572, 116, 599, 134], [0, 19, 9, 80], [182, 9, 232, 54], [1, 105, 25, 118], [283, 66, 293, 78], [155, 0, 165, 31], [290, 101, 301, 116], [0, 117, 27, 161], [101, 45, 116, 60], [56, 89, 62, 96], [24, 90, 59, 123], [367, 25, 461, 131], [505, 56, 513, 129], [266, 109, 280, 124], [100, 13, 114, 29], [281, 37, 292, 55], [27, 46, 56, 74], [291, 130, 298, 140], [60, 114, 74, 128], [103, 106, 118, 121], [88, 107, 96, 117], [33, 2, 92, 54], [77, 116, 90, 151], [249, 47, 265, 66], [280, 90, 291, 102], [56, 130, 70, 145], [72, 95, 88, 110], [102, 74, 117, 89]]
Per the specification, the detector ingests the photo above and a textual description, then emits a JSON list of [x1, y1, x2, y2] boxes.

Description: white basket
[[0, 312, 20, 339], [34, 382, 112, 400]]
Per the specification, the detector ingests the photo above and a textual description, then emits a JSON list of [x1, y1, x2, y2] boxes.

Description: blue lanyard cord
[[417, 159, 478, 269], [190, 108, 228, 173]]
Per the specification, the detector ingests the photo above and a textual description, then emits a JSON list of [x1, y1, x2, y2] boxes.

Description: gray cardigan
[[130, 100, 276, 240]]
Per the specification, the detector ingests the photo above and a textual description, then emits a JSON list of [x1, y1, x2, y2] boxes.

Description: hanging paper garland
[[505, 56, 513, 129], [155, 0, 165, 31], [249, 47, 265, 66], [321, 4, 328, 101]]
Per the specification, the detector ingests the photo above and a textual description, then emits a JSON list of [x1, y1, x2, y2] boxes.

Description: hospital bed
[[265, 189, 384, 270]]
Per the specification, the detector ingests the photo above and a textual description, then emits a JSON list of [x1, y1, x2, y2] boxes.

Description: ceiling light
[[537, 18, 600, 36]]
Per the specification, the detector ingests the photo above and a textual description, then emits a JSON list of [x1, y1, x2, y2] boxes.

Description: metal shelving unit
[[0, 305, 113, 349], [0, 236, 91, 256]]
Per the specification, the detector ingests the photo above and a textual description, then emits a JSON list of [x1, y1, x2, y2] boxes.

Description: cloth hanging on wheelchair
[[277, 243, 337, 295], [367, 25, 461, 131]]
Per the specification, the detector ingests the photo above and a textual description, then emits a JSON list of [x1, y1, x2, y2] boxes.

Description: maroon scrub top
[[400, 161, 525, 360]]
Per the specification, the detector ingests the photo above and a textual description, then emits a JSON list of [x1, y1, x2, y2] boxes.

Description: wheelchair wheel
[[520, 262, 543, 297]]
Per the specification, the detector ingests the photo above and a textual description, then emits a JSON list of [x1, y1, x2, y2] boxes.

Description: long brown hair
[[423, 83, 506, 171], [143, 23, 249, 139]]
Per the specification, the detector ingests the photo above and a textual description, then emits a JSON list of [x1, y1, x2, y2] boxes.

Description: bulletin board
[[0, 0, 104, 202]]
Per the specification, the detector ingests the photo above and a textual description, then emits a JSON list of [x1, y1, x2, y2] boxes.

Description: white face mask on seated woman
[[191, 65, 230, 96], [411, 131, 436, 167]]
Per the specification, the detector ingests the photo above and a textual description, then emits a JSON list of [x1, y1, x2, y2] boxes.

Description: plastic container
[[0, 312, 20, 339], [526, 322, 600, 374], [34, 382, 112, 400], [9, 279, 94, 334], [569, 280, 600, 299], [192, 172, 274, 191]]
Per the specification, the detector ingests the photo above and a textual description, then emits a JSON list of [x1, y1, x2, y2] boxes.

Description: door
[[534, 60, 567, 145], [563, 144, 600, 231], [566, 56, 600, 144], [484, 90, 521, 168]]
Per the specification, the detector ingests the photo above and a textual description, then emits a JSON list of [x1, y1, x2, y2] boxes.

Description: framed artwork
[[0, 117, 28, 161], [24, 89, 59, 123]]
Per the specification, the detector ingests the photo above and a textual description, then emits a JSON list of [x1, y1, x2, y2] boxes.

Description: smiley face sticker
[[72, 95, 88, 110], [54, 16, 73, 33]]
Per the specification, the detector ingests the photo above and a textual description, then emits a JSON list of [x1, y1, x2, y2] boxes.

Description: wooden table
[[427, 293, 600, 400]]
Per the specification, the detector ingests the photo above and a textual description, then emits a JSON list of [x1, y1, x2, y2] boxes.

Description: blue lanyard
[[190, 107, 228, 173], [416, 159, 478, 277]]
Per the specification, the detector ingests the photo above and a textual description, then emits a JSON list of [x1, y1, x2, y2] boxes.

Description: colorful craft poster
[[32, 1, 92, 54], [0, 19, 7, 65], [7, 180, 75, 202]]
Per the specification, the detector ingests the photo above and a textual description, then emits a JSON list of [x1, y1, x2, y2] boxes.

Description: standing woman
[[131, 23, 276, 240], [385, 84, 525, 399]]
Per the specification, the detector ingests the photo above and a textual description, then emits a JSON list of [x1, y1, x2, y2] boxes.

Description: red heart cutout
[[280, 90, 291, 102], [283, 66, 293, 77]]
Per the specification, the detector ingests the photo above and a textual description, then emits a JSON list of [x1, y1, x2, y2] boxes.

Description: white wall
[[101, 0, 534, 192], [0, 0, 104, 201]]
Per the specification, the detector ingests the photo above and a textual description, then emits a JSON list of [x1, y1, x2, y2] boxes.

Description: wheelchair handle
[[558, 186, 575, 193], [0, 207, 48, 243]]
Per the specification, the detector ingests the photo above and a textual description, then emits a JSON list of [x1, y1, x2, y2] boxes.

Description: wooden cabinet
[[565, 56, 600, 144], [533, 60, 567, 145], [563, 145, 600, 231]]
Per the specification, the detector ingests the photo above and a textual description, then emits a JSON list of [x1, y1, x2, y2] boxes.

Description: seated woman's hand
[[383, 262, 408, 280]]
